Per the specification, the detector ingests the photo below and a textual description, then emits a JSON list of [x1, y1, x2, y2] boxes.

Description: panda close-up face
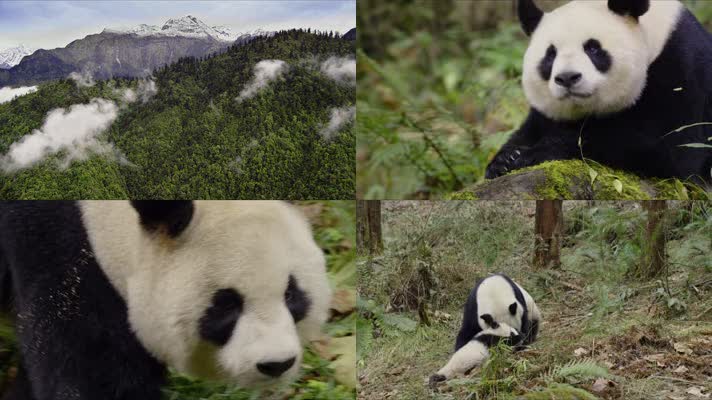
[[80, 200, 331, 389], [520, 0, 682, 121]]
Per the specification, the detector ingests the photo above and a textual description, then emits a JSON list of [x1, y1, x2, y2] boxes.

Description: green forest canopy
[[0, 29, 355, 199]]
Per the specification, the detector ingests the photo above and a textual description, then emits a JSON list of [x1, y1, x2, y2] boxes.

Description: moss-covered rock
[[456, 160, 709, 200]]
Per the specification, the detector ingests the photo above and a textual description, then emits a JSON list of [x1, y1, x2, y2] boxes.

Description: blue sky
[[0, 1, 355, 49]]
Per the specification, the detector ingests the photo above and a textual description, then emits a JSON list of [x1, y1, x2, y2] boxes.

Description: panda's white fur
[[80, 201, 331, 387], [522, 0, 683, 121], [434, 323, 520, 380], [476, 275, 541, 332]]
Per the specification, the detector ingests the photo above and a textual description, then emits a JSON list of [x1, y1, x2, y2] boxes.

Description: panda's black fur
[[0, 201, 167, 400], [486, 0, 712, 184], [454, 274, 538, 352]]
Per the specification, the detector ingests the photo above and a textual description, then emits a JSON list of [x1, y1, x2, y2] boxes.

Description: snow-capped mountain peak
[[105, 15, 239, 42], [0, 44, 36, 69]]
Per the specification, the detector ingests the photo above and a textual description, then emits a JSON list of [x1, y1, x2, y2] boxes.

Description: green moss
[[447, 191, 479, 200], [515, 160, 649, 200]]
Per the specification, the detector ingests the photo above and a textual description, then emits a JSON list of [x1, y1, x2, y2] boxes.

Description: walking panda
[[455, 274, 541, 352], [429, 322, 522, 387], [0, 201, 332, 400], [486, 0, 712, 183]]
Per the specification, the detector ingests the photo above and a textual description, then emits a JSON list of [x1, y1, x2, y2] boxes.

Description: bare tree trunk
[[356, 200, 367, 255], [357, 200, 383, 256], [533, 200, 563, 269], [637, 200, 668, 279]]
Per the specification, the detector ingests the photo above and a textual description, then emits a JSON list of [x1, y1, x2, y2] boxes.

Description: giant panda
[[486, 0, 712, 184], [429, 321, 522, 387], [454, 274, 541, 352], [0, 201, 332, 400]]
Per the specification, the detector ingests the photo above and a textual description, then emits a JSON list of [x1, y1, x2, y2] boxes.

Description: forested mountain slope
[[0, 30, 355, 199]]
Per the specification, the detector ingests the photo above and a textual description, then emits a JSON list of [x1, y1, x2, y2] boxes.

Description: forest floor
[[358, 201, 712, 399]]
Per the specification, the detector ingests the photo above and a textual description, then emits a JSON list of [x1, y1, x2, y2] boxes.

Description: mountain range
[[0, 45, 36, 69], [0, 16, 275, 86], [103, 15, 244, 42]]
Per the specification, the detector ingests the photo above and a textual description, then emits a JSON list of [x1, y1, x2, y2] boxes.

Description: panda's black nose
[[554, 71, 582, 88], [256, 357, 296, 377]]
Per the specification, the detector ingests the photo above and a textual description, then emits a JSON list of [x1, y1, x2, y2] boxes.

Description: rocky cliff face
[[0, 32, 232, 86]]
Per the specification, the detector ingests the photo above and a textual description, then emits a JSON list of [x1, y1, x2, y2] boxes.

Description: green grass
[[358, 201, 712, 400], [0, 201, 356, 399]]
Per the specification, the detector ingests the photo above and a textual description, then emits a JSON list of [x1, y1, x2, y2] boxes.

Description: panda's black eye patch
[[199, 288, 244, 346], [285, 275, 310, 323], [538, 44, 557, 81], [583, 39, 612, 73]]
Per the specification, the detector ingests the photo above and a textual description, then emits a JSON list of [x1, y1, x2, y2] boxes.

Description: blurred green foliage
[[357, 0, 712, 199]]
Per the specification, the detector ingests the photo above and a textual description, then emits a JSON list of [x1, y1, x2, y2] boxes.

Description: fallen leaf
[[686, 387, 710, 398], [673, 342, 694, 355], [591, 378, 613, 392], [574, 347, 588, 357], [673, 365, 689, 374], [643, 353, 667, 366], [330, 288, 356, 314]]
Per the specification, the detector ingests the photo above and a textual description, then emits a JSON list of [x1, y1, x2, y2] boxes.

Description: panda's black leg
[[486, 138, 580, 179], [2, 363, 37, 400]]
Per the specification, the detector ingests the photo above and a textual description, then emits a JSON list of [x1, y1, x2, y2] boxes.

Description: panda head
[[123, 201, 331, 388], [471, 321, 523, 350], [519, 0, 656, 121], [476, 322, 521, 344]]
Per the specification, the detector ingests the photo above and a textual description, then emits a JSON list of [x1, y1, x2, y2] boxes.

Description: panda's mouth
[[563, 90, 593, 99]]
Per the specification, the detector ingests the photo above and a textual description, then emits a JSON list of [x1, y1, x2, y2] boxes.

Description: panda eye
[[584, 39, 602, 54], [285, 275, 310, 322], [199, 288, 244, 346], [545, 45, 557, 58]]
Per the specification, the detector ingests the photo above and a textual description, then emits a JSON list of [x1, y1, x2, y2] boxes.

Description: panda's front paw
[[428, 374, 446, 389], [485, 148, 523, 179]]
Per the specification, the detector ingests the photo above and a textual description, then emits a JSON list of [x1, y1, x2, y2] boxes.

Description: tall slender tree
[[634, 200, 668, 279], [533, 200, 563, 269], [357, 200, 383, 256]]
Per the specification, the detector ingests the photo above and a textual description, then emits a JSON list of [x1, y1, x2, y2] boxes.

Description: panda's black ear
[[518, 0, 543, 36], [608, 0, 650, 19], [509, 302, 518, 315], [131, 201, 194, 237]]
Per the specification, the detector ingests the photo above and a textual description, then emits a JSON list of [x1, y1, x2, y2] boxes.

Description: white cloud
[[0, 86, 38, 104], [319, 106, 355, 140], [1, 99, 120, 172], [121, 88, 137, 103], [237, 59, 288, 102], [114, 78, 157, 104], [69, 70, 96, 87], [0, 77, 160, 173], [136, 79, 157, 103], [320, 57, 355, 84]]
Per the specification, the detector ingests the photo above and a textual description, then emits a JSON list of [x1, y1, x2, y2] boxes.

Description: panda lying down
[[0, 201, 332, 400], [430, 274, 541, 387]]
